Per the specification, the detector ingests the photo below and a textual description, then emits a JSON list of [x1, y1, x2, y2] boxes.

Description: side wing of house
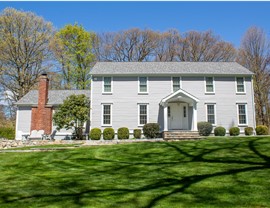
[[15, 106, 32, 139]]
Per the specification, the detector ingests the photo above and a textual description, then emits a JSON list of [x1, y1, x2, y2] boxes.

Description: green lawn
[[0, 137, 270, 208]]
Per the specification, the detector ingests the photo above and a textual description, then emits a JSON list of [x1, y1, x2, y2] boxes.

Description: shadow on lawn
[[1, 138, 270, 207]]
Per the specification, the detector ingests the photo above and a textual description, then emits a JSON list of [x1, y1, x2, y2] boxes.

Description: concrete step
[[163, 131, 201, 140]]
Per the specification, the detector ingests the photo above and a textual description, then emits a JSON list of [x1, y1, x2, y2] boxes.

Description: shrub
[[133, 129, 142, 139], [255, 125, 269, 135], [143, 123, 160, 138], [0, 127, 15, 140], [89, 128, 101, 140], [118, 127, 129, 139], [229, 127, 240, 136], [103, 128, 115, 140], [197, 122, 213, 136], [244, 127, 254, 136], [214, 126, 226, 136]]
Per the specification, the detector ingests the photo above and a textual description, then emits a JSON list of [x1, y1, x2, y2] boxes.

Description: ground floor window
[[102, 104, 112, 126], [138, 104, 148, 126], [237, 104, 247, 125], [206, 104, 216, 125]]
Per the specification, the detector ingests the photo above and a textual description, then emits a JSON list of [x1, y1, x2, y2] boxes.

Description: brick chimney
[[31, 73, 52, 134]]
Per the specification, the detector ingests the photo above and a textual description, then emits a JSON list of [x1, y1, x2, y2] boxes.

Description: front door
[[168, 103, 188, 130]]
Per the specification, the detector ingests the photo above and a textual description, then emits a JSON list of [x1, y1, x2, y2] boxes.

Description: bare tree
[[237, 26, 270, 126], [0, 8, 53, 102], [94, 28, 157, 62], [177, 30, 236, 62], [154, 29, 181, 61]]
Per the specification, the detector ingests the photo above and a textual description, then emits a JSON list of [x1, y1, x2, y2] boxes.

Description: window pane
[[140, 85, 147, 92]]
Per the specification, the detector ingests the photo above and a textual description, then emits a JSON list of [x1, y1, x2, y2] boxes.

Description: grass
[[0, 137, 270, 208]]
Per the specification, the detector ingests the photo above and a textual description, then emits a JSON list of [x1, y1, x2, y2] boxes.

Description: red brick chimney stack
[[30, 73, 52, 134]]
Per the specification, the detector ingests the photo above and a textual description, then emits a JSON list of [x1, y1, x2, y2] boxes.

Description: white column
[[164, 104, 168, 131], [193, 102, 198, 131]]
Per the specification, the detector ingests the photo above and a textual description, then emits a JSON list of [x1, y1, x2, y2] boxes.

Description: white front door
[[168, 103, 188, 130]]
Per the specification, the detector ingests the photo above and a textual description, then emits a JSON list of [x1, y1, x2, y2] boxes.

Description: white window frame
[[137, 103, 149, 126], [171, 77, 182, 92], [138, 77, 148, 94], [204, 77, 215, 94], [235, 77, 246, 94], [102, 77, 113, 94], [237, 103, 248, 126], [101, 103, 113, 126], [205, 103, 217, 126]]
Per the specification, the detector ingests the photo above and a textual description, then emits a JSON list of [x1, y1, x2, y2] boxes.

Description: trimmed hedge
[[133, 129, 141, 139], [214, 126, 226, 136], [143, 123, 160, 138], [229, 127, 240, 136], [103, 128, 115, 140], [197, 122, 213, 136], [255, 125, 269, 135], [89, 128, 101, 140], [244, 127, 254, 136], [118, 127, 129, 139], [0, 127, 15, 140]]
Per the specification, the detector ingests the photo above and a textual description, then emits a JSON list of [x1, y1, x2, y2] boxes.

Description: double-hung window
[[139, 77, 148, 93], [205, 77, 214, 93], [237, 104, 247, 125], [236, 77, 245, 93], [138, 104, 148, 126], [172, 77, 181, 92], [206, 104, 216, 125], [102, 104, 112, 126], [103, 77, 112, 93]]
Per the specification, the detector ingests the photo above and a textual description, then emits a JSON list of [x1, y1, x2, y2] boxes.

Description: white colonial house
[[15, 62, 255, 140]]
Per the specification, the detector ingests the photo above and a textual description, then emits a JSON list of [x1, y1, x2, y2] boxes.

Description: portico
[[160, 89, 199, 132]]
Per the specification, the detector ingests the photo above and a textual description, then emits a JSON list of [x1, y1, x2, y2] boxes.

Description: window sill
[[138, 124, 145, 127], [102, 124, 112, 127], [238, 124, 248, 127], [205, 92, 215, 95], [102, 92, 113, 95], [236, 92, 246, 95], [138, 92, 148, 95]]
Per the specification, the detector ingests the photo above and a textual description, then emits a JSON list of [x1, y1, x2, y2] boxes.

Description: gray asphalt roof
[[16, 90, 90, 105], [90, 62, 253, 75]]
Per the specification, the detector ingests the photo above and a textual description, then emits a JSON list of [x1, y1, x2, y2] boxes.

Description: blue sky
[[0, 1, 270, 47]]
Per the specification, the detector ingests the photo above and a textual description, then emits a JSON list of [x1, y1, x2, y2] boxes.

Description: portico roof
[[160, 89, 199, 106]]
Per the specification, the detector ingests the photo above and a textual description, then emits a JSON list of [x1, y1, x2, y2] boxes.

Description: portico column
[[193, 102, 198, 131], [164, 104, 168, 131]]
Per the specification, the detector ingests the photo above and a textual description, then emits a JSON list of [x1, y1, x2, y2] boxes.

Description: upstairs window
[[103, 77, 112, 93], [139, 77, 148, 93], [172, 77, 181, 92], [205, 77, 214, 93], [236, 77, 245, 93]]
